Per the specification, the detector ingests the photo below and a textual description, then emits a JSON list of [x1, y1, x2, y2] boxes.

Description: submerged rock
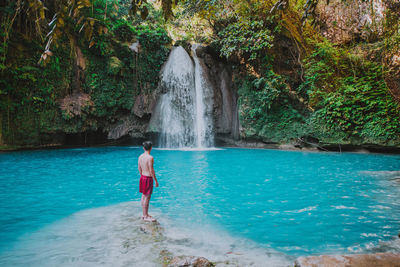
[[139, 220, 165, 244], [295, 253, 400, 267], [167, 255, 214, 267]]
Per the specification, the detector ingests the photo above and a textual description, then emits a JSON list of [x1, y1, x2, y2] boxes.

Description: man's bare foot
[[143, 215, 156, 222]]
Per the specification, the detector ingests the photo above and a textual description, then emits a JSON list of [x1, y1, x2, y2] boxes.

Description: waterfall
[[192, 44, 214, 148], [150, 45, 214, 148]]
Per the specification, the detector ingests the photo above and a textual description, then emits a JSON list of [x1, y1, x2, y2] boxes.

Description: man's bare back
[[138, 153, 154, 178]]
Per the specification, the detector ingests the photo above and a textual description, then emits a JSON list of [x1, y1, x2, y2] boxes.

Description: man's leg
[[141, 194, 145, 217], [142, 194, 151, 217]]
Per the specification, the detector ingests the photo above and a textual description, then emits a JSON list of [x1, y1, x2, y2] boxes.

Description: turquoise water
[[1, 147, 400, 266]]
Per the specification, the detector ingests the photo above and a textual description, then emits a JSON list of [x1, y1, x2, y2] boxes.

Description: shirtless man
[[138, 141, 159, 222]]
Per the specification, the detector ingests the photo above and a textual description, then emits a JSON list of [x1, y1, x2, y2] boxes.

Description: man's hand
[[155, 181, 159, 187]]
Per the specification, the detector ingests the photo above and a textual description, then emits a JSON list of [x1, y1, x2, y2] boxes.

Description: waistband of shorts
[[141, 175, 152, 179]]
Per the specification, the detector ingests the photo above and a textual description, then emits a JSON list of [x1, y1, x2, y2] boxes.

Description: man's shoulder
[[141, 153, 153, 160]]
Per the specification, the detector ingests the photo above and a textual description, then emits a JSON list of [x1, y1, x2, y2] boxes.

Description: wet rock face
[[167, 255, 214, 267], [295, 253, 400, 267], [60, 92, 93, 118], [197, 46, 240, 140], [316, 0, 387, 44], [133, 92, 157, 119], [106, 115, 147, 140], [107, 89, 156, 140]]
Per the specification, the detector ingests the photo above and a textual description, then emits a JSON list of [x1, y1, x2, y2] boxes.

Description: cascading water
[[156, 46, 196, 148], [192, 44, 214, 148], [150, 45, 214, 148]]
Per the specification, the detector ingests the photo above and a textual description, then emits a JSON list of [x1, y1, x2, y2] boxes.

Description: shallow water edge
[[1, 202, 399, 267], [2, 139, 400, 154], [0, 202, 294, 267]]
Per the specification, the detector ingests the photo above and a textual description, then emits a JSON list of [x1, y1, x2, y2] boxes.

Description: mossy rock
[[108, 56, 123, 74]]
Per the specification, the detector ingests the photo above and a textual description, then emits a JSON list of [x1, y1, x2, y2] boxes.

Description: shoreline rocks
[[167, 256, 214, 267], [2, 138, 400, 155], [140, 219, 400, 267], [295, 253, 400, 267], [138, 220, 215, 267], [215, 136, 400, 154]]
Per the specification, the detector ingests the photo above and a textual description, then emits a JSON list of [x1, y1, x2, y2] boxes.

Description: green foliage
[[0, 36, 71, 145], [302, 40, 400, 144], [215, 19, 274, 60], [81, 22, 170, 124], [238, 71, 307, 142], [113, 20, 137, 41], [0, 1, 171, 146]]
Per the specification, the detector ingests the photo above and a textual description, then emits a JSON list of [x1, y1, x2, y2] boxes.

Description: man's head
[[143, 141, 152, 151]]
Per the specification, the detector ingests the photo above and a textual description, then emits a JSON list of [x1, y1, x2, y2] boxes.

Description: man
[[138, 141, 159, 222]]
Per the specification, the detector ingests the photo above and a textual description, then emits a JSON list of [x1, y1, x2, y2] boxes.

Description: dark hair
[[142, 141, 152, 151]]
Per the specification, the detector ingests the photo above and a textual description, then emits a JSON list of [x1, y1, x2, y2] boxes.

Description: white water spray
[[150, 45, 214, 148], [192, 44, 214, 148]]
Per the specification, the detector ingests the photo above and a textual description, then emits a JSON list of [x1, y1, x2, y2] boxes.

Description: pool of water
[[0, 147, 400, 266]]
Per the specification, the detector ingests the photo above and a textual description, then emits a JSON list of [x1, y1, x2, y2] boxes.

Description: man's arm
[[150, 157, 159, 187], [138, 157, 142, 175]]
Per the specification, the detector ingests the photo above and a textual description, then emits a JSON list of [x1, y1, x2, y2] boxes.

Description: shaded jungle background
[[1, 0, 399, 149]]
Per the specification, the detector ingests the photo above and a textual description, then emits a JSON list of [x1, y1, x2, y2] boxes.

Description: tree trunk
[[0, 113, 3, 145], [70, 36, 86, 94]]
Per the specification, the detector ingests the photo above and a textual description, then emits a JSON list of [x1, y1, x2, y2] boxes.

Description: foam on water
[[0, 202, 292, 267]]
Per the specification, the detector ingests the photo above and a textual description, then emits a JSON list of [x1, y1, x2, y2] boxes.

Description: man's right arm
[[138, 157, 142, 175]]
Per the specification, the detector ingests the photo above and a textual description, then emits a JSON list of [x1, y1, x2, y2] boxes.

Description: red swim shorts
[[139, 175, 153, 195]]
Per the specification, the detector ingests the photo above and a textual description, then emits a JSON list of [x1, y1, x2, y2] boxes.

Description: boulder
[[295, 253, 400, 267], [167, 256, 214, 267]]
